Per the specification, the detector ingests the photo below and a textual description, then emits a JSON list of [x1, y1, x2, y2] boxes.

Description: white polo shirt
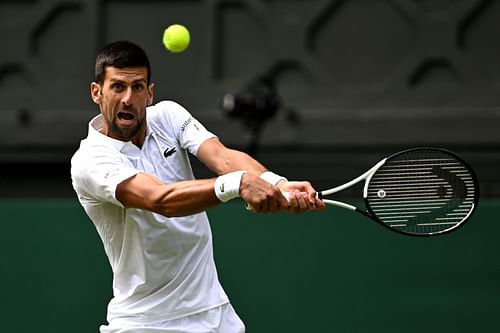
[[71, 101, 228, 327]]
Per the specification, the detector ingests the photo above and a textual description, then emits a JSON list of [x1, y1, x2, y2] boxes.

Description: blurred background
[[0, 0, 499, 332]]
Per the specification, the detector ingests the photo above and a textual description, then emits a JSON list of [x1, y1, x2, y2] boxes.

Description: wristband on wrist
[[259, 171, 287, 185], [214, 171, 246, 202]]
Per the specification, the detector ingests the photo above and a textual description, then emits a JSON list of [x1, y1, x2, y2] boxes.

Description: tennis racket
[[315, 147, 479, 236]]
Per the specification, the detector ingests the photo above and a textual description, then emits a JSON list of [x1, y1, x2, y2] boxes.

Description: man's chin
[[110, 122, 141, 140]]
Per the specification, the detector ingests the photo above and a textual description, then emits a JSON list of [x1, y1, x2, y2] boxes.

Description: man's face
[[91, 66, 154, 142]]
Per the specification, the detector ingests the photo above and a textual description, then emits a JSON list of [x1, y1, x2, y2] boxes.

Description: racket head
[[363, 148, 479, 236]]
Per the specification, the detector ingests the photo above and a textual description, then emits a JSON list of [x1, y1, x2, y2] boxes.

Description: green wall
[[1, 199, 499, 332]]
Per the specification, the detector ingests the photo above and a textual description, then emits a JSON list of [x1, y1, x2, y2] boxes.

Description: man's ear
[[147, 83, 155, 106], [90, 82, 102, 104]]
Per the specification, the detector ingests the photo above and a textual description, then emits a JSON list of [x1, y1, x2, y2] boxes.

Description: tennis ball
[[163, 24, 190, 53]]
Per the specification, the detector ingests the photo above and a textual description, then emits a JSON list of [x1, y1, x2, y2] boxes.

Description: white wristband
[[214, 171, 246, 202], [259, 171, 287, 185]]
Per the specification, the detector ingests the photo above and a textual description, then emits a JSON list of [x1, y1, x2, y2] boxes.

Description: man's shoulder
[[71, 137, 121, 167], [147, 100, 190, 134], [147, 100, 185, 121]]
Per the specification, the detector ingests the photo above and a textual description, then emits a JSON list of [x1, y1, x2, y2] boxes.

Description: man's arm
[[197, 137, 325, 212], [116, 172, 221, 217], [115, 170, 290, 217], [115, 137, 324, 217], [196, 137, 268, 176]]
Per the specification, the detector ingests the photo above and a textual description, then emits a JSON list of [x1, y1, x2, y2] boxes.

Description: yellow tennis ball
[[163, 24, 190, 53]]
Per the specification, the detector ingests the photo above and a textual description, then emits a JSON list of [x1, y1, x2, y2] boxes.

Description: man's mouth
[[117, 111, 136, 124]]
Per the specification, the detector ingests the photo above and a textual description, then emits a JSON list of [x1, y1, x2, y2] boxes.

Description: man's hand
[[277, 180, 326, 213], [239, 173, 289, 213], [240, 174, 326, 214]]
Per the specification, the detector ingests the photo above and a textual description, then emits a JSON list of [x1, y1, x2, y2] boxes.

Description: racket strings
[[366, 152, 477, 235]]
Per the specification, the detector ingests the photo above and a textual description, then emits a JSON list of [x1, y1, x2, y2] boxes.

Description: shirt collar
[[87, 114, 152, 153]]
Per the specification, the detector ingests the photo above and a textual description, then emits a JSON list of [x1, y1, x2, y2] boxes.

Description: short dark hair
[[94, 41, 152, 84]]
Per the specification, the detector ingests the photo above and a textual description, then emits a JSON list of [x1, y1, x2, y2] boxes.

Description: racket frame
[[319, 159, 386, 212], [318, 147, 479, 237]]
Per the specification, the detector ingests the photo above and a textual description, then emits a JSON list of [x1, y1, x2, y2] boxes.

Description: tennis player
[[71, 40, 325, 333]]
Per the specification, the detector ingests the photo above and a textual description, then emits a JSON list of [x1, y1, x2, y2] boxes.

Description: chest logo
[[163, 147, 177, 158]]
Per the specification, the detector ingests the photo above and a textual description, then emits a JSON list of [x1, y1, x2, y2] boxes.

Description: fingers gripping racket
[[318, 148, 479, 236]]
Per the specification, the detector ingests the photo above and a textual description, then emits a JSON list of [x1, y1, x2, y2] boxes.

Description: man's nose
[[121, 87, 133, 105]]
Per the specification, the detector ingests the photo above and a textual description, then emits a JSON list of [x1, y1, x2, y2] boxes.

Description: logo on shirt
[[180, 117, 193, 132], [163, 147, 177, 158], [181, 117, 200, 132], [104, 167, 120, 179]]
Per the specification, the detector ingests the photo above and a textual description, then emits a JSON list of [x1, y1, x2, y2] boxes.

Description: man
[[71, 40, 325, 333]]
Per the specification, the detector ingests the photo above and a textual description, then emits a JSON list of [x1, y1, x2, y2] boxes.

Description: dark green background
[[1, 199, 498, 332]]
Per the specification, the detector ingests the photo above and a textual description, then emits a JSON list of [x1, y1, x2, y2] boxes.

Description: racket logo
[[406, 164, 468, 227], [377, 189, 386, 198]]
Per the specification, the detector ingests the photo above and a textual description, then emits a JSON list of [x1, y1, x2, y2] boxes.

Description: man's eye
[[112, 83, 124, 91], [133, 84, 144, 91]]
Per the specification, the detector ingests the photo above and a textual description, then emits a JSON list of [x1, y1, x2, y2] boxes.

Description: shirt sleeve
[[71, 146, 139, 207], [157, 101, 216, 155]]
